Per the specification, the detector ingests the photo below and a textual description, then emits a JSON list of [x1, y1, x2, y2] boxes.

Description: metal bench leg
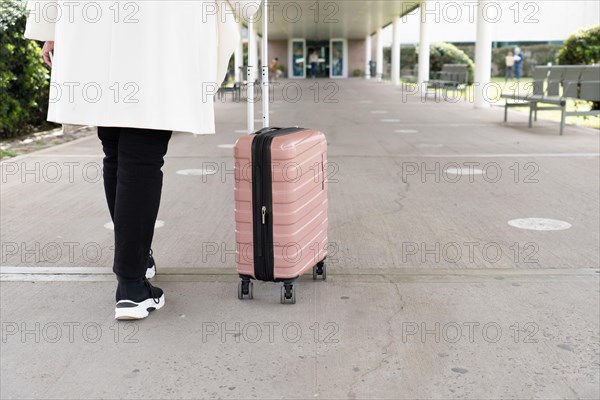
[[529, 103, 534, 128]]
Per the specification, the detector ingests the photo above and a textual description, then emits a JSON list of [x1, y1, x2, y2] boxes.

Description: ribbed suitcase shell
[[234, 129, 328, 280]]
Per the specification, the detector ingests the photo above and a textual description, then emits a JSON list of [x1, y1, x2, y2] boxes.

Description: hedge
[[1, 0, 51, 138], [387, 42, 475, 83]]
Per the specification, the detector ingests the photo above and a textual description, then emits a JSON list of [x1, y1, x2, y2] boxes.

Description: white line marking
[[381, 119, 401, 123], [508, 218, 572, 231], [371, 110, 388, 114], [445, 168, 484, 175], [439, 153, 599, 158], [395, 129, 419, 134], [1, 267, 595, 283], [217, 144, 235, 149], [402, 123, 494, 127], [391, 153, 600, 158], [0, 274, 116, 282], [176, 169, 218, 177], [104, 220, 164, 230], [0, 155, 103, 159], [4, 153, 598, 160], [1, 267, 112, 274]]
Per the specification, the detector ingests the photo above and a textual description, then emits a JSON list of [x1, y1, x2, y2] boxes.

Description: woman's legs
[[98, 127, 172, 282], [113, 127, 172, 281]]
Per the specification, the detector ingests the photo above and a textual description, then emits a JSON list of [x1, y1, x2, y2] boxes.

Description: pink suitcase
[[233, 7, 328, 303], [234, 128, 328, 303]]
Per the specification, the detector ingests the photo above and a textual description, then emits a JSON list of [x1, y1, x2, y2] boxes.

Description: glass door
[[330, 39, 347, 78], [289, 39, 306, 79]]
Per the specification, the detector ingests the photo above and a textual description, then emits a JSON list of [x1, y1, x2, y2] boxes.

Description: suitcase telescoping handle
[[247, 0, 270, 134]]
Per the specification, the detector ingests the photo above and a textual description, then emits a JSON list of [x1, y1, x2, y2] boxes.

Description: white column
[[417, 0, 430, 87], [235, 23, 243, 82], [474, 0, 493, 108], [376, 28, 384, 82], [365, 35, 372, 79], [391, 17, 401, 85]]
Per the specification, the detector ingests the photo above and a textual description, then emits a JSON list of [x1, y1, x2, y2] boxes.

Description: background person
[[269, 57, 282, 80], [309, 50, 319, 78], [505, 51, 515, 80], [513, 47, 524, 80]]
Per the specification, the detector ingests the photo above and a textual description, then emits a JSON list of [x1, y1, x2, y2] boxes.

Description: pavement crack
[[347, 282, 405, 398]]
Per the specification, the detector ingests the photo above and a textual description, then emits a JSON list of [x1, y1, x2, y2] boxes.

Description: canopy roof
[[255, 0, 419, 40]]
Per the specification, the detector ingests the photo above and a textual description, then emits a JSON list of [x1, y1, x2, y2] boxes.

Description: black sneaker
[[115, 278, 165, 320], [146, 249, 156, 279]]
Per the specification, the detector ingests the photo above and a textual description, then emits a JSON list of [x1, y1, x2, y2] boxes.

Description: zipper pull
[[261, 206, 267, 225]]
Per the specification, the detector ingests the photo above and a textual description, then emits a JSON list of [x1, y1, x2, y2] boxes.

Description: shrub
[[352, 69, 363, 77], [386, 46, 420, 77], [427, 42, 475, 83], [557, 25, 600, 65], [0, 0, 51, 138], [388, 43, 475, 83]]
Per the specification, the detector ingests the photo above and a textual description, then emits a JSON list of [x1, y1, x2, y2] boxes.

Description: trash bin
[[369, 60, 377, 78]]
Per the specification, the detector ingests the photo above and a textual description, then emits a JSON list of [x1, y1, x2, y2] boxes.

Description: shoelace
[[144, 278, 160, 305], [148, 250, 156, 273]]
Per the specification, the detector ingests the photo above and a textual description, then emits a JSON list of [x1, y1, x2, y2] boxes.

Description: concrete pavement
[[1, 79, 599, 399]]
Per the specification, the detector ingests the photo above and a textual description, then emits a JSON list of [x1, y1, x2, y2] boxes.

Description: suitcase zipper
[[251, 127, 305, 282]]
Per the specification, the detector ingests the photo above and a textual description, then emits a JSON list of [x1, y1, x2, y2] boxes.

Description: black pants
[[97, 127, 172, 281]]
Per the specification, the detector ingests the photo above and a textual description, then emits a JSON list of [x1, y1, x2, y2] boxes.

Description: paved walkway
[[1, 79, 599, 399]]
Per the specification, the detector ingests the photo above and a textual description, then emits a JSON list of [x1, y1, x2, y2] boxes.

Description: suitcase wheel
[[312, 261, 327, 281], [238, 280, 254, 300], [280, 282, 296, 304]]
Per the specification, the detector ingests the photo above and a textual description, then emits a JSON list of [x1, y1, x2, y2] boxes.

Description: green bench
[[425, 64, 469, 100]]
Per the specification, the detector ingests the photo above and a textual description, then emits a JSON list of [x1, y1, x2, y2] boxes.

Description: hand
[[42, 41, 54, 68]]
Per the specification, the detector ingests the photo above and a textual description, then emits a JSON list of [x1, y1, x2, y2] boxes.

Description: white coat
[[25, 0, 261, 135]]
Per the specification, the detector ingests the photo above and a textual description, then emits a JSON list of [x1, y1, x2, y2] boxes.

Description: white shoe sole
[[115, 294, 165, 320], [145, 266, 156, 279]]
